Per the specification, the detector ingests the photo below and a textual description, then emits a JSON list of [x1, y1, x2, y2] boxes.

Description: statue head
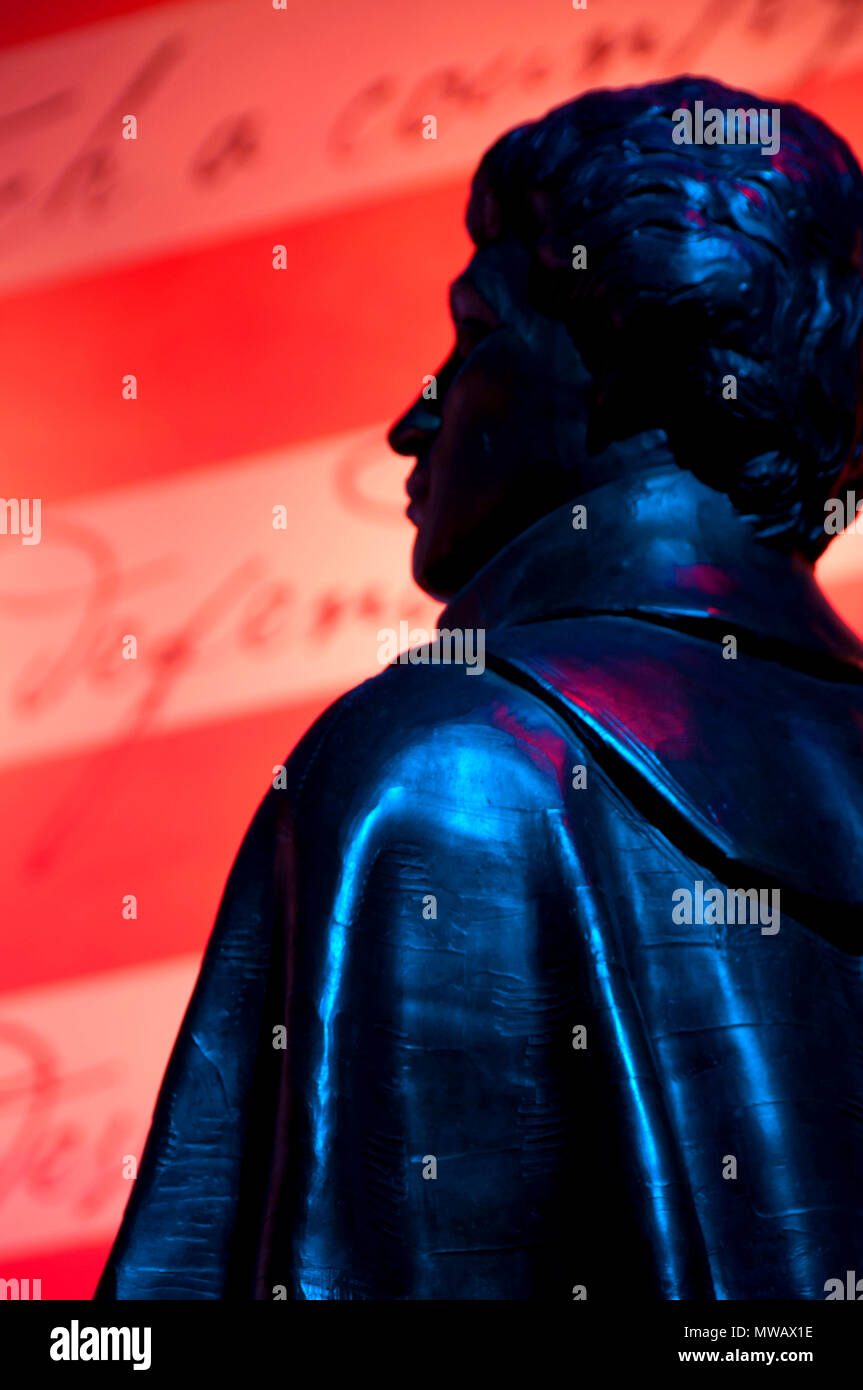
[[388, 75, 863, 600]]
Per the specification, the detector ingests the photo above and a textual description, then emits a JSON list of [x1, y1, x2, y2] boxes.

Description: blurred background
[[1, 0, 863, 1298]]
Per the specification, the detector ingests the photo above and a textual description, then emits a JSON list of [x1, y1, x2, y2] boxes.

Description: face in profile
[[387, 240, 596, 601]]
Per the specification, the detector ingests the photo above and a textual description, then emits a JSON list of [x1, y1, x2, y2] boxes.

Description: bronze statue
[[97, 76, 863, 1301]]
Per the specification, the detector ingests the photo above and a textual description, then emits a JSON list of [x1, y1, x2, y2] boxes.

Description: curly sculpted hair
[[467, 75, 863, 560]]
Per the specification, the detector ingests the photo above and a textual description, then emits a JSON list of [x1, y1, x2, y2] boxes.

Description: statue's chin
[[413, 545, 455, 603]]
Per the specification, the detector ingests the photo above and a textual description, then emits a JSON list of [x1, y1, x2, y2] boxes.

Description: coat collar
[[439, 463, 863, 670]]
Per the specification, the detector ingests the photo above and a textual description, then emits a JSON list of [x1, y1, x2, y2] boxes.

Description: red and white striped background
[[1, 0, 862, 1298]]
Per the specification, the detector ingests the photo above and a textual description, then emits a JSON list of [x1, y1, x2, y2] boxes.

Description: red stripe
[[0, 1240, 111, 1299], [0, 690, 341, 992], [0, 0, 217, 51], [2, 178, 470, 502]]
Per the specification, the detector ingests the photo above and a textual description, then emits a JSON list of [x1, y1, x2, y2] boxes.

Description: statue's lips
[[405, 462, 430, 525]]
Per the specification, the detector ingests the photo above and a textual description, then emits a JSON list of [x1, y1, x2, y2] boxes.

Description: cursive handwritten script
[[0, 1019, 136, 1223]]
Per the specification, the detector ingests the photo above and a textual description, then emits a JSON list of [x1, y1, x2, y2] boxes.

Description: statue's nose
[[387, 397, 440, 457]]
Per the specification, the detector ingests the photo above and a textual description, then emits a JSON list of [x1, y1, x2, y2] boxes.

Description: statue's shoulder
[[279, 652, 582, 825]]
